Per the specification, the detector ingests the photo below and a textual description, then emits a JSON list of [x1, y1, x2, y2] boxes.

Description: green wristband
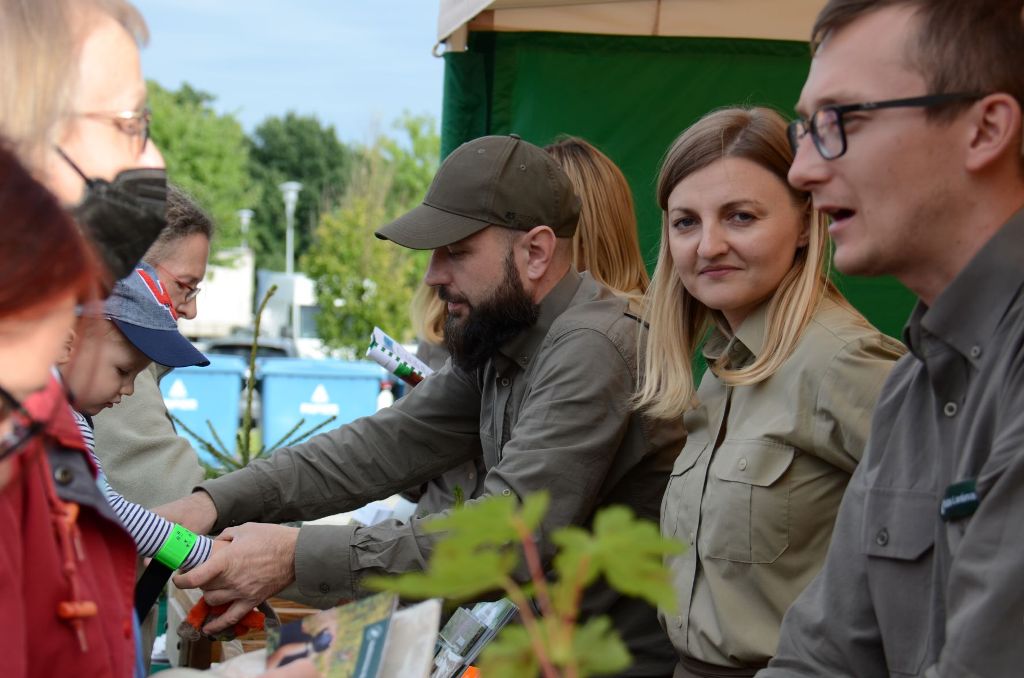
[[155, 524, 197, 570]]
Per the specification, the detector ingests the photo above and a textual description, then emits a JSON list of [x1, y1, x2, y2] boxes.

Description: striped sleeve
[[76, 410, 213, 571]]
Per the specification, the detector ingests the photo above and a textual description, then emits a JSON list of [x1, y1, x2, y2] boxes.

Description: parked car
[[197, 333, 298, 360]]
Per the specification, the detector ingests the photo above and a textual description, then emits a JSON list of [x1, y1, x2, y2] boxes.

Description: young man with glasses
[[758, 1, 1024, 676]]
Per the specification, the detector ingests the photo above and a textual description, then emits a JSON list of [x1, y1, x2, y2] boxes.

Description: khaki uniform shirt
[[93, 363, 205, 507], [662, 298, 904, 671], [201, 272, 686, 675], [762, 208, 1024, 678]]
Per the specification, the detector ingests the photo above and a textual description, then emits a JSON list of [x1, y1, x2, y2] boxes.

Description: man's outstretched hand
[[173, 522, 300, 635]]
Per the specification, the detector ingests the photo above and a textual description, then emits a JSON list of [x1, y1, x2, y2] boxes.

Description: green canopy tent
[[434, 0, 914, 337]]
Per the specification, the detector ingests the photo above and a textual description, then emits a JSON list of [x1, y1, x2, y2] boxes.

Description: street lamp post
[[236, 208, 254, 249], [278, 181, 303, 275]]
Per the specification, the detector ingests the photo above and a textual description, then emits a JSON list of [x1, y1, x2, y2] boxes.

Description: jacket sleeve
[[91, 364, 205, 508], [284, 327, 639, 601], [199, 362, 484, 531]]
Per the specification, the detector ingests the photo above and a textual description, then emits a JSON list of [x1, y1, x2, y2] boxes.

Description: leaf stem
[[513, 516, 554, 619], [501, 575, 560, 678]]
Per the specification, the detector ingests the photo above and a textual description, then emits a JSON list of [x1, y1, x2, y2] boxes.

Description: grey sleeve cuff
[[294, 523, 358, 601], [197, 465, 268, 532]]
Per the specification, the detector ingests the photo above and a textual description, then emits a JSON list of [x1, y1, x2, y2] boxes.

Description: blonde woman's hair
[[411, 280, 446, 346], [636, 106, 855, 420], [544, 137, 649, 302], [0, 0, 148, 172]]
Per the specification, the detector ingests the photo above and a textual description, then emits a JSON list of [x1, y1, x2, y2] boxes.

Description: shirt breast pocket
[[703, 439, 795, 564], [862, 488, 936, 676]]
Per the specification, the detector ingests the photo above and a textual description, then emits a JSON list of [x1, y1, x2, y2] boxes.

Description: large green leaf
[[573, 616, 632, 676]]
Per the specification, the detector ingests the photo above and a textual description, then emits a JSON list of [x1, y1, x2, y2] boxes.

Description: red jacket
[[0, 377, 136, 677]]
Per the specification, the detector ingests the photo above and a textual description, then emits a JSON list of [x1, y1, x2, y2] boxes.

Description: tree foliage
[[247, 112, 354, 270], [147, 80, 256, 250], [302, 114, 439, 355]]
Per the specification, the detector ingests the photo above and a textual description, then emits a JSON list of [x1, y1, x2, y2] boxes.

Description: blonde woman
[[636, 107, 905, 677], [545, 136, 649, 302], [408, 137, 651, 515]]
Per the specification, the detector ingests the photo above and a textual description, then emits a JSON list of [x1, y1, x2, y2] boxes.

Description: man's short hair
[[812, 0, 1024, 132], [144, 184, 214, 264]]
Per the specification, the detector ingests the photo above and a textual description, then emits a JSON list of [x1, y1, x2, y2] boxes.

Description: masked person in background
[[0, 0, 167, 281], [0, 1, 165, 675]]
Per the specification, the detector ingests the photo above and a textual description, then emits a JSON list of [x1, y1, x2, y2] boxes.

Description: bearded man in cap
[[162, 135, 685, 675]]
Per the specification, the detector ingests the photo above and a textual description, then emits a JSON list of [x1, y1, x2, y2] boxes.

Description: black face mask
[[57, 148, 168, 281]]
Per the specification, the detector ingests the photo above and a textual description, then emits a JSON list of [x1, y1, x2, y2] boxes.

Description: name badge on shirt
[[940, 478, 979, 522]]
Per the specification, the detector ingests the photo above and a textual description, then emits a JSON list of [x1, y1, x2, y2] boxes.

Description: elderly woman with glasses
[[635, 106, 907, 678], [91, 184, 214, 513]]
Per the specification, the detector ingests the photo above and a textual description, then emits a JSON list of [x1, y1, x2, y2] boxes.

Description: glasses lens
[[787, 120, 805, 155], [812, 108, 845, 160], [139, 109, 151, 154], [1, 420, 42, 461], [0, 387, 41, 461]]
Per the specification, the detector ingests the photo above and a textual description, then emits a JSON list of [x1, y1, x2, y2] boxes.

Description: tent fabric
[[438, 0, 823, 44], [440, 30, 916, 338]]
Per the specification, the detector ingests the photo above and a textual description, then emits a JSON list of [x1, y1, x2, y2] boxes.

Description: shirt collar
[[701, 301, 769, 368], [498, 269, 583, 369], [904, 205, 1024, 363]]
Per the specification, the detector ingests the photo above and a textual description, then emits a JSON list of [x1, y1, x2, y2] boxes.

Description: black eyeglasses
[[0, 384, 43, 462], [75, 107, 152, 155], [788, 92, 984, 160]]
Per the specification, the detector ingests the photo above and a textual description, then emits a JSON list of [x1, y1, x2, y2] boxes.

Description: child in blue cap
[[60, 262, 214, 572]]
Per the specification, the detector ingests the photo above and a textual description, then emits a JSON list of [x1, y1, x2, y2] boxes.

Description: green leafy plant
[[368, 492, 683, 677], [171, 285, 335, 476]]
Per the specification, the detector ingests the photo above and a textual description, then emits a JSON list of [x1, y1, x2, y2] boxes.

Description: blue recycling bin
[[259, 358, 386, 450], [160, 354, 247, 464]]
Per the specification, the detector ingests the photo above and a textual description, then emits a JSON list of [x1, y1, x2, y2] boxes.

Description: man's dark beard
[[442, 251, 540, 372]]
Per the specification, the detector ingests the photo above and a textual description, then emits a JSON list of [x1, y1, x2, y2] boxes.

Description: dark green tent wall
[[441, 30, 915, 339]]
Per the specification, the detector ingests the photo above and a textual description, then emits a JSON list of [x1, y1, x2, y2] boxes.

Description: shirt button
[[737, 458, 747, 471], [875, 528, 889, 546], [53, 466, 73, 486], [676, 615, 684, 628], [468, 473, 475, 480], [502, 489, 512, 496], [318, 583, 330, 594], [943, 402, 958, 417], [969, 345, 982, 359], [500, 377, 510, 387]]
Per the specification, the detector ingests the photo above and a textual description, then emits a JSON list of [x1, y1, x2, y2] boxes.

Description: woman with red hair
[[0, 141, 146, 677]]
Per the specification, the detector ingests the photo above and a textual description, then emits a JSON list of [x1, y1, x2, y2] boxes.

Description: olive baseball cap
[[375, 134, 581, 250]]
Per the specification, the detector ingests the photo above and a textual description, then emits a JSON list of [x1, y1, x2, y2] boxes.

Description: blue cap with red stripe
[[105, 262, 209, 368]]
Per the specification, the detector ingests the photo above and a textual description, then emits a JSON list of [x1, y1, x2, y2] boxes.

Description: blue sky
[[134, 0, 445, 143]]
